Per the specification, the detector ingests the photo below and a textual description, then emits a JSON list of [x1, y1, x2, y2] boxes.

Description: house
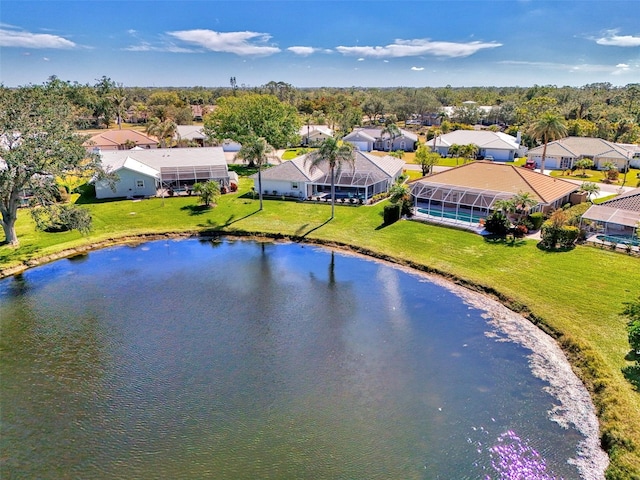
[[299, 125, 333, 146], [251, 150, 405, 201], [343, 127, 418, 152], [582, 188, 640, 240], [176, 125, 207, 146], [95, 147, 231, 199], [430, 130, 526, 161], [410, 161, 580, 225], [84, 129, 158, 152], [527, 137, 633, 171]]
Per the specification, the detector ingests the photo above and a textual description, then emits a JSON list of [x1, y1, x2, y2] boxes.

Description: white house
[[95, 147, 230, 199], [527, 137, 634, 171], [431, 130, 525, 161], [298, 125, 333, 146], [252, 150, 405, 201], [343, 127, 418, 152]]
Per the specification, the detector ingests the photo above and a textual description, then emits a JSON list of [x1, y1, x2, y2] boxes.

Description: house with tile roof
[[582, 188, 640, 240], [410, 161, 580, 226], [527, 137, 633, 171], [95, 147, 231, 199], [84, 129, 158, 152], [343, 127, 418, 152], [431, 130, 526, 161], [251, 150, 405, 201]]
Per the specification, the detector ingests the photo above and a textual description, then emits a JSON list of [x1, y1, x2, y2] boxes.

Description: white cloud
[[336, 38, 501, 58], [500, 59, 637, 75], [0, 27, 76, 49], [357, 57, 365, 62], [167, 29, 280, 56], [596, 30, 640, 47], [42, 57, 50, 61], [123, 41, 198, 53], [288, 46, 315, 55], [411, 66, 424, 71]]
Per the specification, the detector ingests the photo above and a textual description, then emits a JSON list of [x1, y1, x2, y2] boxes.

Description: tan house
[[84, 130, 158, 152], [527, 137, 633, 171], [410, 161, 580, 225]]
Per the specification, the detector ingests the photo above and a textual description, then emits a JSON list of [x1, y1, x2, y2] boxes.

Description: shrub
[[31, 204, 92, 234], [484, 211, 511, 236], [383, 204, 401, 224], [528, 212, 545, 230], [558, 225, 580, 248]]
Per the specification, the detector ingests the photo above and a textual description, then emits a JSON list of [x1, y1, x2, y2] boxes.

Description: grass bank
[[2, 179, 640, 478]]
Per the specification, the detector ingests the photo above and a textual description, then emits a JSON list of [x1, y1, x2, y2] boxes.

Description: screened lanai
[[411, 181, 514, 224], [582, 204, 640, 239], [160, 164, 230, 191], [312, 169, 394, 200]]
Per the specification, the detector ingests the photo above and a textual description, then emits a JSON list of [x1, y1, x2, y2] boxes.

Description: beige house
[[299, 125, 333, 146], [84, 130, 158, 152], [410, 161, 579, 225], [527, 137, 633, 171]]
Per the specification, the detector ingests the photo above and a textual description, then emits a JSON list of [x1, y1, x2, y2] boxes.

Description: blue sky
[[1, 0, 639, 88]]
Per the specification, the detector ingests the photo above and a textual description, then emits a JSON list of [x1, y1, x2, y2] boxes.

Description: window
[[136, 180, 145, 188], [292, 182, 299, 189]]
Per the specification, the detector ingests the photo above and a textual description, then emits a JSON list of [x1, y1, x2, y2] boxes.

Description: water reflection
[[0, 239, 602, 479]]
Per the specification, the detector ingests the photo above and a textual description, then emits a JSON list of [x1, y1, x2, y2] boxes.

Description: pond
[[0, 238, 607, 479]]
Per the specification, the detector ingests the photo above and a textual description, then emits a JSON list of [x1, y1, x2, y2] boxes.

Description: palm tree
[[146, 118, 177, 148], [236, 135, 276, 211], [381, 123, 401, 152], [305, 137, 356, 219], [579, 182, 600, 201], [529, 112, 567, 173]]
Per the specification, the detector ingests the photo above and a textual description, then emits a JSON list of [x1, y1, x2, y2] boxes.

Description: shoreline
[[0, 231, 626, 477]]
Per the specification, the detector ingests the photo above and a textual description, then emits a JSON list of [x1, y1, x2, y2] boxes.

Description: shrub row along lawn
[[2, 179, 640, 478]]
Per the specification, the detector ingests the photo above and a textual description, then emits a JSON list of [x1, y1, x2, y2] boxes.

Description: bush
[[540, 222, 580, 249], [528, 212, 545, 230], [558, 225, 580, 248], [383, 204, 401, 224], [484, 211, 511, 236], [31, 204, 92, 234]]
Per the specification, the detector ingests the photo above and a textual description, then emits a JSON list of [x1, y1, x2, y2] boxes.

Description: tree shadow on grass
[[622, 354, 640, 391], [180, 204, 210, 216], [198, 210, 261, 230], [299, 218, 332, 238], [483, 235, 527, 248]]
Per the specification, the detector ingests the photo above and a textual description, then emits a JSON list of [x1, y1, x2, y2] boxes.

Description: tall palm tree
[[305, 137, 355, 219], [381, 123, 401, 152], [236, 135, 275, 211], [529, 112, 567, 173]]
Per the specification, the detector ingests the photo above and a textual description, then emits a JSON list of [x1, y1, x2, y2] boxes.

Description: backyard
[[1, 177, 640, 477]]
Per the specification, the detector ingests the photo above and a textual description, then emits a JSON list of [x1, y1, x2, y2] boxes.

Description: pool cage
[[581, 204, 640, 244], [410, 182, 516, 224], [159, 165, 230, 192], [312, 170, 394, 200]]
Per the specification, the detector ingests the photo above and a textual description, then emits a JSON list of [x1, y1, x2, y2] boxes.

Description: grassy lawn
[[551, 167, 640, 188], [2, 178, 640, 477]]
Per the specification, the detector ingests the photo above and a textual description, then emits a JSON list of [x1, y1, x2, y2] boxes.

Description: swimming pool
[[417, 208, 485, 224], [596, 234, 640, 247]]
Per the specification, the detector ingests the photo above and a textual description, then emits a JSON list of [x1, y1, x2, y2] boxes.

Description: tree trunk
[[258, 167, 263, 211], [1, 214, 18, 246], [540, 140, 548, 174], [330, 166, 335, 219]]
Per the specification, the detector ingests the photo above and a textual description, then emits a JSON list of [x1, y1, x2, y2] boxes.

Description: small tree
[[575, 158, 594, 177], [388, 182, 412, 216], [192, 181, 221, 207], [623, 297, 640, 355], [31, 203, 92, 234], [579, 182, 600, 201], [415, 144, 439, 176]]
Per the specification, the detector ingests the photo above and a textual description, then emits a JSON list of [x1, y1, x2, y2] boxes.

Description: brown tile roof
[[412, 161, 578, 204], [84, 130, 158, 148]]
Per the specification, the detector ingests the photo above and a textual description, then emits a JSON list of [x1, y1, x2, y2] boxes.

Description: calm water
[[0, 239, 602, 479]]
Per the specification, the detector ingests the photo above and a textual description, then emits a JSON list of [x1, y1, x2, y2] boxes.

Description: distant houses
[[527, 137, 634, 171], [84, 130, 158, 152], [430, 130, 526, 161], [299, 125, 333, 146], [343, 127, 418, 152]]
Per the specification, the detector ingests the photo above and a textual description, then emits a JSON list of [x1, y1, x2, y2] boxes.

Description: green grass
[[551, 167, 640, 188], [2, 179, 640, 478]]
